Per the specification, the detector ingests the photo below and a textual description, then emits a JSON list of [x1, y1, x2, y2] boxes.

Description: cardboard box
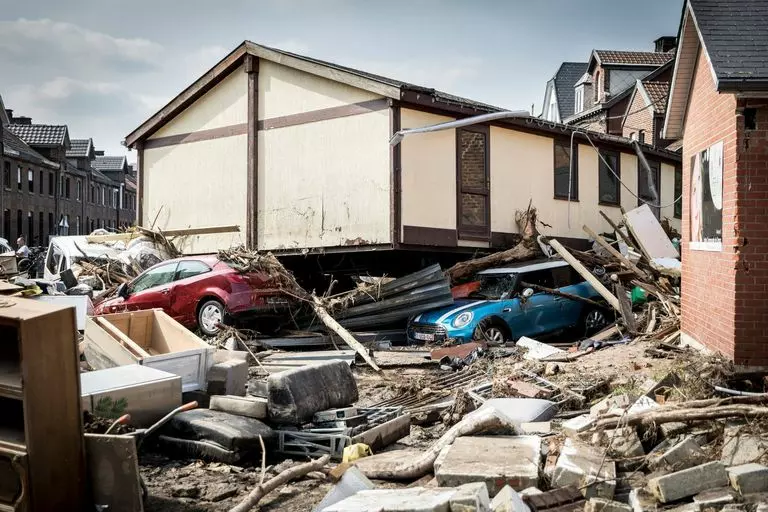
[[81, 365, 181, 427], [84, 309, 214, 392]]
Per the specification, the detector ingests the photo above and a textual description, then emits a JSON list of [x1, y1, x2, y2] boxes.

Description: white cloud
[[183, 44, 230, 74], [0, 18, 163, 75]]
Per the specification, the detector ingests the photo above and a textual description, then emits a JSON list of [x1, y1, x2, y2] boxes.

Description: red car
[[94, 255, 290, 335]]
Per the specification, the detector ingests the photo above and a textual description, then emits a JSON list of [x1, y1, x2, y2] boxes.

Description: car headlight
[[452, 311, 474, 328]]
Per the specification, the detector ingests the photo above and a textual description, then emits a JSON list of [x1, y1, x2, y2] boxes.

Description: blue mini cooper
[[407, 259, 609, 344]]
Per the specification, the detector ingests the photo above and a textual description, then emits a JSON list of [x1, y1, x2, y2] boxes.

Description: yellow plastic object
[[342, 443, 372, 463]]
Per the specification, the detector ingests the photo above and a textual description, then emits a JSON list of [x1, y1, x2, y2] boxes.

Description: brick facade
[[623, 88, 655, 141], [681, 48, 742, 361]]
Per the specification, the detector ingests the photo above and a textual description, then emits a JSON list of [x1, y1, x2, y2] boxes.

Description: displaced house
[[561, 37, 676, 141], [663, 0, 768, 366], [541, 62, 588, 124], [125, 41, 681, 274]]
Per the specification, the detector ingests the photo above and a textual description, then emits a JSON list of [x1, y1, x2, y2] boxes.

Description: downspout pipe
[[389, 110, 531, 146]]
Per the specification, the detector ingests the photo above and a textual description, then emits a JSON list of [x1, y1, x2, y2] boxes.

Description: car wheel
[[475, 318, 510, 345], [582, 308, 609, 335], [198, 299, 225, 336]]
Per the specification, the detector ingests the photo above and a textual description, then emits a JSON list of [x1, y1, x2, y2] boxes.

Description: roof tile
[[7, 124, 68, 147], [641, 81, 671, 114], [595, 50, 674, 67]]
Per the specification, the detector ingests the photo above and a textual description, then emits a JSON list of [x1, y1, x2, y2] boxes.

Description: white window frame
[[690, 141, 724, 252], [574, 86, 584, 113]]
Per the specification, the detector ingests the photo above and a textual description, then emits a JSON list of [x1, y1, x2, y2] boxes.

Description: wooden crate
[[84, 309, 215, 392], [0, 297, 86, 511]]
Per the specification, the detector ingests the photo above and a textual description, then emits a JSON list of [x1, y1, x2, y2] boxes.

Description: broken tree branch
[[446, 204, 541, 284], [229, 455, 330, 512], [583, 225, 648, 279], [592, 404, 768, 431], [520, 281, 605, 308], [311, 295, 380, 371]]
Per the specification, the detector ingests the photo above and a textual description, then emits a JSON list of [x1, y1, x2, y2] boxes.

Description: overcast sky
[[0, 1, 682, 162]]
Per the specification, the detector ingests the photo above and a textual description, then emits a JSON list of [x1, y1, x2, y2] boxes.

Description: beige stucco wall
[[258, 111, 391, 250], [660, 162, 680, 231], [143, 135, 247, 253], [399, 121, 681, 241], [258, 60, 382, 120], [400, 108, 457, 234], [150, 65, 247, 139]]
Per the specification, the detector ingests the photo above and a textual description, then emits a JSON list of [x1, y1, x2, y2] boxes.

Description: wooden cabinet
[[0, 297, 86, 511]]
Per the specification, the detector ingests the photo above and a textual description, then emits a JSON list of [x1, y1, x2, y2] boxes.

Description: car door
[[124, 262, 179, 313], [516, 269, 562, 336], [168, 260, 213, 324], [551, 266, 587, 327]]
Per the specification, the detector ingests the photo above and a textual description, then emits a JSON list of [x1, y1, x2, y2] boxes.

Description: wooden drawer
[[0, 446, 28, 512]]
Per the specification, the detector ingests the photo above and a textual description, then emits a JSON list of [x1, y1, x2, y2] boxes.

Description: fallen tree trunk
[[592, 404, 768, 430], [446, 204, 542, 284], [353, 406, 509, 480], [230, 455, 330, 512]]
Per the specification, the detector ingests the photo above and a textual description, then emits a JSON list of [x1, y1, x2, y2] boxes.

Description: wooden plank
[[162, 225, 241, 237], [85, 233, 141, 244], [623, 204, 678, 259], [95, 317, 151, 358], [582, 225, 648, 279], [599, 211, 634, 248], [548, 239, 621, 313]]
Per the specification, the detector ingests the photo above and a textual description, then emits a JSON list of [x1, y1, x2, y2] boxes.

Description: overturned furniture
[[84, 309, 215, 392], [0, 298, 86, 511]]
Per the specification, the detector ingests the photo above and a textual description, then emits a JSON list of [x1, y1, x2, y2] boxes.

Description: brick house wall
[[681, 48, 741, 361], [733, 99, 768, 365], [623, 88, 654, 141], [0, 158, 59, 245]]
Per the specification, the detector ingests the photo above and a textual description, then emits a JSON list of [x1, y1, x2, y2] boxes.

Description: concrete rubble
[[57, 214, 768, 511]]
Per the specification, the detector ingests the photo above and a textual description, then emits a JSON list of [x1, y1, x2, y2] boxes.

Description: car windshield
[[469, 273, 518, 300]]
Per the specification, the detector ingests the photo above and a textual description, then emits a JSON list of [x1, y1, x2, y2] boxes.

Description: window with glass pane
[[175, 261, 211, 281], [130, 263, 178, 293], [458, 128, 489, 234], [674, 167, 682, 219], [598, 151, 620, 205], [554, 141, 578, 199]]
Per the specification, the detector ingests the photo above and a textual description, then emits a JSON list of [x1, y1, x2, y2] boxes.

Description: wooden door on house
[[457, 126, 490, 241]]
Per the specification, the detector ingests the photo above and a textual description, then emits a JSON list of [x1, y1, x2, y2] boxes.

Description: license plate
[[413, 332, 435, 341]]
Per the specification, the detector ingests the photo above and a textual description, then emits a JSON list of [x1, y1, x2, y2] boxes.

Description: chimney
[[4, 109, 12, 120], [12, 116, 32, 125], [654, 36, 677, 53]]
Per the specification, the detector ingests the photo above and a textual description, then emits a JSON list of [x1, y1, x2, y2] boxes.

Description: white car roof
[[50, 236, 123, 260], [478, 259, 569, 275]]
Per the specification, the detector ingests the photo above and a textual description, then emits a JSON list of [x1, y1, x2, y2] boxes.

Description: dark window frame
[[48, 172, 54, 196], [553, 139, 579, 201], [3, 161, 10, 190], [598, 150, 621, 206], [38, 170, 43, 194], [27, 169, 33, 193], [455, 124, 491, 241]]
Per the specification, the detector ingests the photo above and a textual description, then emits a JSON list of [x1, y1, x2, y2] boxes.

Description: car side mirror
[[522, 288, 534, 299], [117, 283, 129, 299]]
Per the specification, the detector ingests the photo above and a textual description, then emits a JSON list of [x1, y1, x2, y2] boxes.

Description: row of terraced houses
[[0, 95, 137, 246]]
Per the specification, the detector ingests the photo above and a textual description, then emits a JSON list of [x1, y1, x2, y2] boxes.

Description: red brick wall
[[622, 87, 654, 141], [681, 48, 739, 360], [733, 100, 768, 365]]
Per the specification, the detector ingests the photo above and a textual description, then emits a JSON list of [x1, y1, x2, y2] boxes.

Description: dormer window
[[574, 86, 584, 113], [548, 93, 559, 122]]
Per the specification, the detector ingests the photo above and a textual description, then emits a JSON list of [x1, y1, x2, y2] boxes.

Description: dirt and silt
[[136, 337, 726, 512]]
